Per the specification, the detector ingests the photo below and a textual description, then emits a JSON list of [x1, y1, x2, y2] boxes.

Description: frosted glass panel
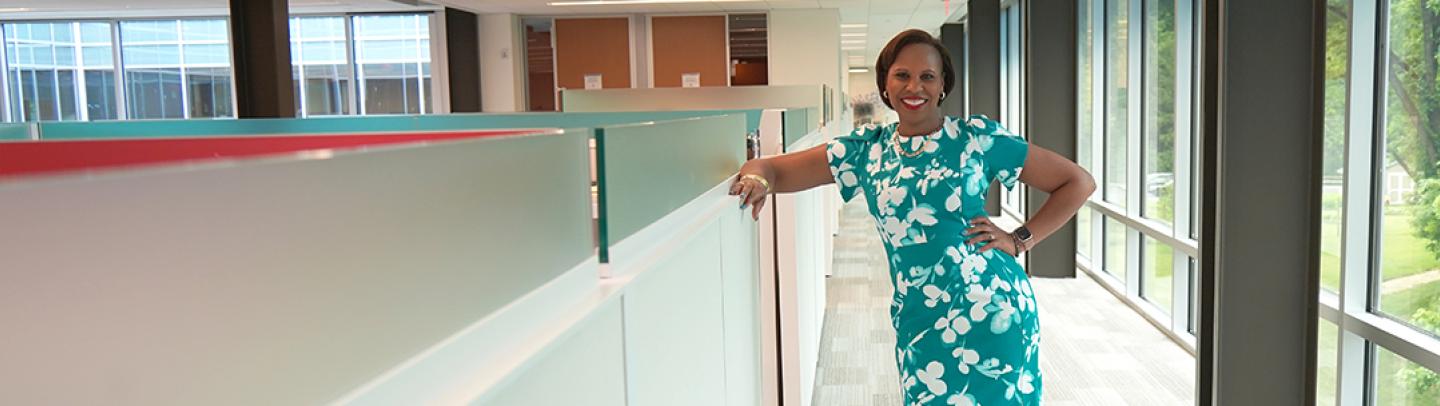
[[623, 221, 728, 406], [783, 108, 810, 150], [0, 124, 30, 139], [719, 207, 762, 406], [481, 300, 627, 406], [596, 113, 747, 249], [31, 111, 755, 140], [0, 131, 594, 404]]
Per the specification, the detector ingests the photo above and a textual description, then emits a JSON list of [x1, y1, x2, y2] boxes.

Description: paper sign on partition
[[584, 74, 603, 90], [682, 73, 701, 88]]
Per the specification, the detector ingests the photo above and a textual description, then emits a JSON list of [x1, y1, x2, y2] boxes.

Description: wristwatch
[[1011, 226, 1034, 252]]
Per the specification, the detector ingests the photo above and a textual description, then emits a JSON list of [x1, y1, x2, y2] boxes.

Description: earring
[[882, 91, 889, 99], [940, 91, 947, 101]]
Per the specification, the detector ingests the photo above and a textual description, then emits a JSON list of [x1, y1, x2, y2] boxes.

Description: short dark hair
[[874, 29, 956, 110]]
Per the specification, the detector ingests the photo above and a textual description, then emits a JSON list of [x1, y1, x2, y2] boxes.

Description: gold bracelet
[[741, 174, 771, 193]]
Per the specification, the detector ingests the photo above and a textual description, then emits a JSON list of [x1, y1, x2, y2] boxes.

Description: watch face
[[1015, 227, 1033, 241]]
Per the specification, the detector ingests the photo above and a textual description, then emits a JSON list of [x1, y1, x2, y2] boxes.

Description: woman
[[730, 29, 1094, 405]]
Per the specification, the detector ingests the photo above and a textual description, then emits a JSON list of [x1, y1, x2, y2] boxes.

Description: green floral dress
[[827, 115, 1041, 405]]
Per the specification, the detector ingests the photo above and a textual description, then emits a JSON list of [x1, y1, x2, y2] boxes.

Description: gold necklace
[[892, 124, 942, 158]]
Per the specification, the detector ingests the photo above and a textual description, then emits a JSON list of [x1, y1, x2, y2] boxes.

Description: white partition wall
[[560, 85, 824, 114]]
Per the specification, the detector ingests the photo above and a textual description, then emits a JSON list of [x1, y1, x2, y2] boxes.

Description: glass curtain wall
[[3, 22, 117, 122], [1077, 0, 1097, 264], [291, 13, 434, 117], [353, 14, 431, 115], [291, 16, 353, 117], [1313, 0, 1440, 404], [120, 19, 232, 119], [1076, 0, 1200, 348], [1, 13, 435, 123]]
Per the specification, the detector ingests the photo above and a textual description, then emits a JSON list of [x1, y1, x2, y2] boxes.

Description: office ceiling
[[0, 0, 967, 68]]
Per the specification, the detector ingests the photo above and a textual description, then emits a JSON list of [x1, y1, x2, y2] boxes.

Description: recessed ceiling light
[[841, 23, 868, 29], [841, 33, 866, 37], [0, 7, 32, 12], [841, 39, 865, 44], [849, 67, 870, 73]]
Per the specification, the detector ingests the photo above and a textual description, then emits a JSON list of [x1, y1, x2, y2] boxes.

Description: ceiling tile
[[869, 0, 919, 14]]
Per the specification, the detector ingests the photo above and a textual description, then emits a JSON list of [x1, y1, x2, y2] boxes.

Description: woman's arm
[[970, 144, 1096, 254], [729, 144, 834, 220]]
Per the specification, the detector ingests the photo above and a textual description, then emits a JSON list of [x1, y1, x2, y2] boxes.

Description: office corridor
[[814, 197, 1196, 405]]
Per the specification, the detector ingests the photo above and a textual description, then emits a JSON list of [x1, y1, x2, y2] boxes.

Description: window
[[290, 14, 434, 117], [1078, 208, 1094, 260], [1374, 344, 1439, 405], [1076, 0, 1200, 353], [1000, 4, 1025, 216], [1319, 0, 1350, 293], [291, 16, 352, 117], [1314, 2, 1440, 404], [1377, 0, 1440, 338], [1104, 216, 1127, 283], [120, 19, 231, 120], [1142, 0, 1176, 225], [3, 22, 117, 122], [353, 14, 431, 115], [2, 13, 436, 122], [1142, 236, 1173, 313], [1078, 0, 1096, 176], [1104, 0, 1130, 208], [1316, 319, 1338, 406]]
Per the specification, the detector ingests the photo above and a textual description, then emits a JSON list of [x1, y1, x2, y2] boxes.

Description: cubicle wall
[[0, 129, 597, 405], [565, 86, 841, 406], [0, 111, 773, 406], [593, 113, 761, 406], [0, 123, 29, 140], [20, 111, 762, 140]]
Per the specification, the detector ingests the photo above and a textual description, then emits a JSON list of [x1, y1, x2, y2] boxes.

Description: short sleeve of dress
[[970, 115, 1029, 191], [825, 124, 881, 202]]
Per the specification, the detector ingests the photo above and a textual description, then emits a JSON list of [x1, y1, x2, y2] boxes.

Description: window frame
[[1075, 0, 1202, 352]]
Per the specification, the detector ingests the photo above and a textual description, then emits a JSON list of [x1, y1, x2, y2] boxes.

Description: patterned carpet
[[813, 197, 1195, 405]]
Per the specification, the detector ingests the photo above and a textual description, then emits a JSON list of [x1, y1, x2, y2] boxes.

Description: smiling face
[[884, 43, 946, 134]]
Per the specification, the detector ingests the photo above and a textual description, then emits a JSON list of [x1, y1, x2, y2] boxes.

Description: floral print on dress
[[827, 115, 1040, 405]]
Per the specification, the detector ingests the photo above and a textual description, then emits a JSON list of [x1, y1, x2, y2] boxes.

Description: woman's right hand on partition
[[730, 168, 771, 221]]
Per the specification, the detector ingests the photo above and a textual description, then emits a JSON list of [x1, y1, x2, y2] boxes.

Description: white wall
[[848, 71, 877, 100], [480, 13, 526, 112], [561, 85, 823, 113], [768, 9, 841, 133]]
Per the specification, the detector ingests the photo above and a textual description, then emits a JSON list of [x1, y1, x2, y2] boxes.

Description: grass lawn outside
[[1381, 279, 1440, 337], [1144, 238, 1174, 315], [1317, 319, 1338, 406], [1380, 209, 1440, 281], [1319, 207, 1440, 290]]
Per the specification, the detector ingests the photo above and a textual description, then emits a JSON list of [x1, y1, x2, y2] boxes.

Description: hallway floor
[[814, 197, 1195, 405]]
